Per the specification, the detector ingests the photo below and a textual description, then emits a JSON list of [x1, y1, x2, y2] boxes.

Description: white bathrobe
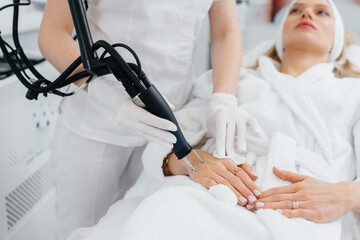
[[69, 56, 360, 240]]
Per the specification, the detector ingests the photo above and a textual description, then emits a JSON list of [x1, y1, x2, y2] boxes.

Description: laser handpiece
[[131, 84, 204, 171]]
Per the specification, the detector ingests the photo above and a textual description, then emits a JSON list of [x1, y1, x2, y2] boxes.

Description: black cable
[[8, 48, 31, 79], [0, 0, 30, 12], [12, 0, 44, 80], [0, 0, 151, 100], [0, 35, 84, 94], [99, 43, 142, 76], [94, 40, 146, 92], [4, 40, 15, 52]]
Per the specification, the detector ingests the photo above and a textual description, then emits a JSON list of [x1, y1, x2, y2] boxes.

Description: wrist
[[167, 152, 188, 176], [209, 92, 238, 105]]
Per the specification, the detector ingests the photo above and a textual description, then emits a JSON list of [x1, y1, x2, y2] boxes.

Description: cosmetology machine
[[0, 1, 59, 240]]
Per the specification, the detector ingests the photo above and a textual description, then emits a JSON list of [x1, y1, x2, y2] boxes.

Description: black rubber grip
[[138, 85, 192, 159]]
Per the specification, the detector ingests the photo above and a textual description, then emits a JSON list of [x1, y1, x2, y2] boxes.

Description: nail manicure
[[248, 195, 257, 203], [246, 204, 255, 210], [239, 196, 247, 204], [276, 209, 283, 214], [251, 171, 258, 177], [253, 189, 261, 197], [256, 202, 264, 208]]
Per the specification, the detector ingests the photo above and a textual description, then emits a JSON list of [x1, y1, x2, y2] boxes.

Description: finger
[[259, 193, 298, 203], [217, 180, 247, 206], [130, 104, 177, 131], [139, 122, 177, 144], [222, 160, 261, 197], [247, 117, 262, 136], [255, 197, 303, 211], [233, 167, 261, 197], [238, 163, 258, 180], [280, 209, 316, 222], [225, 123, 235, 157], [197, 177, 217, 189], [123, 120, 177, 144], [248, 118, 267, 139], [205, 171, 246, 206], [215, 118, 227, 157], [260, 184, 298, 199], [246, 204, 256, 211], [215, 166, 257, 204], [273, 167, 308, 183], [236, 120, 247, 153], [192, 161, 246, 205], [138, 132, 173, 149]]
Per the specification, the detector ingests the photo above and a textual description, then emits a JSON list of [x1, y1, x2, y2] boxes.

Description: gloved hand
[[207, 93, 263, 159], [88, 77, 177, 148]]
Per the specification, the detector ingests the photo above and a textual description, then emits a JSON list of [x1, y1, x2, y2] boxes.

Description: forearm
[[38, 0, 87, 90], [39, 31, 83, 74], [211, 31, 242, 95]]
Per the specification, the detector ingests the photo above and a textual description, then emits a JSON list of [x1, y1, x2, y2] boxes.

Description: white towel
[[118, 133, 341, 240]]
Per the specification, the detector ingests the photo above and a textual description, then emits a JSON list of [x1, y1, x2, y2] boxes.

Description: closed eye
[[317, 10, 330, 16], [289, 8, 301, 14]]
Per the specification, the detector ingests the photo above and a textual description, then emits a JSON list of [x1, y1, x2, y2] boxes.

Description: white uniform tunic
[[61, 0, 215, 146], [52, 0, 221, 239]]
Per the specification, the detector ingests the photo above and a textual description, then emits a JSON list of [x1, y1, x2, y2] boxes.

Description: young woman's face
[[282, 0, 335, 57]]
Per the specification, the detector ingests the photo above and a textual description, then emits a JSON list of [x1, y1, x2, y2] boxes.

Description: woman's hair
[[250, 31, 360, 78]]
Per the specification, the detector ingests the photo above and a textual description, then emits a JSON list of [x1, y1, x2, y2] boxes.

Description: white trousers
[[51, 117, 145, 240]]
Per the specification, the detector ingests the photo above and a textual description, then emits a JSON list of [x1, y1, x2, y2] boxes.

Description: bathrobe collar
[[258, 56, 334, 85], [257, 56, 333, 162]]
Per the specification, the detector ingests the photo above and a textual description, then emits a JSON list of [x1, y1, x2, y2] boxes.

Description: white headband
[[275, 0, 344, 62]]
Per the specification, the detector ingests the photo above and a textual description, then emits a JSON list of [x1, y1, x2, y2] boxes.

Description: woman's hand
[[168, 150, 261, 206], [255, 167, 357, 223]]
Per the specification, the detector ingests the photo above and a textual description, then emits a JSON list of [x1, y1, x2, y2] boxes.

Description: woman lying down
[[69, 0, 360, 239]]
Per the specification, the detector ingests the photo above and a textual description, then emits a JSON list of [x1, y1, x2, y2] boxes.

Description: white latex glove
[[88, 77, 177, 148], [207, 93, 263, 159]]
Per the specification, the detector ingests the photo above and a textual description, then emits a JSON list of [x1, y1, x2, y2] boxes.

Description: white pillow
[[242, 39, 275, 68]]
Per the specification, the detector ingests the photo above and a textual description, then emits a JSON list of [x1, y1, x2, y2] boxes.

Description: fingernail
[[246, 204, 255, 210], [253, 189, 261, 197], [256, 202, 264, 208], [248, 195, 256, 203], [251, 171, 258, 177], [276, 209, 283, 214], [239, 196, 247, 204]]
